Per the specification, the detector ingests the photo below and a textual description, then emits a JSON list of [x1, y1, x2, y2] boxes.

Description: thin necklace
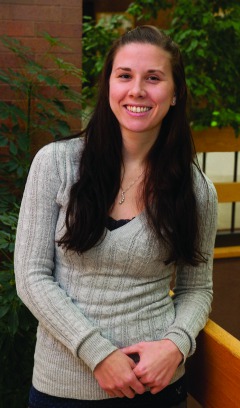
[[119, 171, 144, 205]]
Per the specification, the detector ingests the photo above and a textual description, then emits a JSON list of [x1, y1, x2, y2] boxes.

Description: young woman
[[14, 26, 218, 408]]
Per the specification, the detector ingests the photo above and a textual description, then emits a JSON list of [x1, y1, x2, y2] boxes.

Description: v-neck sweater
[[14, 138, 218, 400]]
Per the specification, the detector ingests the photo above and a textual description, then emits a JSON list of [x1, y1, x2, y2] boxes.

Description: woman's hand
[[93, 349, 146, 398], [121, 340, 183, 394]]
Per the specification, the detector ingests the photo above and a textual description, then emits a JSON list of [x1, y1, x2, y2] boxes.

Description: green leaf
[[9, 141, 18, 156], [16, 166, 24, 177], [8, 242, 15, 253], [8, 308, 19, 335], [188, 39, 199, 51], [0, 71, 12, 85], [0, 102, 11, 120], [38, 74, 59, 87], [42, 32, 70, 50], [52, 99, 67, 115], [0, 305, 10, 318], [6, 161, 18, 171], [17, 133, 30, 153], [53, 120, 71, 137], [0, 134, 8, 147]]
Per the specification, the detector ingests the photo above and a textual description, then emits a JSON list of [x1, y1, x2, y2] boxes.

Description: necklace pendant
[[119, 191, 125, 205], [118, 170, 144, 205]]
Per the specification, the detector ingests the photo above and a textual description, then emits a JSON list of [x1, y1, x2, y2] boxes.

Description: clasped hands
[[93, 340, 183, 399]]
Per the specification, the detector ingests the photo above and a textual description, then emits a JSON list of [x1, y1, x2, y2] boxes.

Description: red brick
[[11, 5, 61, 22], [0, 52, 23, 69], [61, 73, 82, 87], [36, 85, 62, 99], [0, 21, 34, 37], [33, 69, 82, 87], [63, 100, 83, 119], [36, 22, 82, 39], [60, 7, 82, 24], [1, 0, 33, 4], [0, 85, 20, 101], [31, 132, 54, 158], [22, 37, 81, 54], [39, 83, 81, 99], [0, 5, 11, 20], [35, 52, 81, 69], [20, 37, 55, 53], [0, 146, 8, 157], [35, 0, 81, 5], [68, 116, 82, 132], [0, 41, 13, 53]]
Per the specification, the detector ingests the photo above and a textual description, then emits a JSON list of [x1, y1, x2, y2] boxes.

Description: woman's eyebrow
[[147, 69, 166, 76], [115, 67, 131, 71], [114, 67, 166, 76]]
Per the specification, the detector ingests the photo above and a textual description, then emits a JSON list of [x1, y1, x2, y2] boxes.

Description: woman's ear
[[171, 94, 177, 106]]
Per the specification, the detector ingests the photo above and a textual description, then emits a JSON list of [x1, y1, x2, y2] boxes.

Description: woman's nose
[[128, 80, 146, 98]]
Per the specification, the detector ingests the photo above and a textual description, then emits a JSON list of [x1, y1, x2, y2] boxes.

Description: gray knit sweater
[[14, 138, 218, 400]]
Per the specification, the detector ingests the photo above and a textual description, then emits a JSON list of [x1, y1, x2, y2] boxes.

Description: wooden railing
[[187, 319, 240, 408], [193, 127, 240, 259], [186, 129, 240, 407]]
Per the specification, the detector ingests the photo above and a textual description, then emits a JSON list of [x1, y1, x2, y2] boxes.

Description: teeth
[[126, 105, 151, 113]]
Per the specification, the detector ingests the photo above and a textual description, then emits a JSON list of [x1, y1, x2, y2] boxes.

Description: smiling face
[[109, 43, 175, 144]]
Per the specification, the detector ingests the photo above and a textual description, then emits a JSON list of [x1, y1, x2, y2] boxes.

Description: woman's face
[[109, 43, 175, 142]]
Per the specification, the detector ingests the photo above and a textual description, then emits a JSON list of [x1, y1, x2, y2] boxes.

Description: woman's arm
[[162, 175, 218, 360], [122, 173, 218, 392], [14, 142, 118, 371]]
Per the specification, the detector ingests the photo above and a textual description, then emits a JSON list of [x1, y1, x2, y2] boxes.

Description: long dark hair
[[58, 25, 206, 266]]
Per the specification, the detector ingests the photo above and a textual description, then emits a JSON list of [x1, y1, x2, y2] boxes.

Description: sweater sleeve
[[162, 174, 218, 360], [14, 142, 117, 371]]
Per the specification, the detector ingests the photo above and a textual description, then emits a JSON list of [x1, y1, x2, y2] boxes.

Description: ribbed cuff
[[77, 331, 118, 371], [162, 331, 192, 363]]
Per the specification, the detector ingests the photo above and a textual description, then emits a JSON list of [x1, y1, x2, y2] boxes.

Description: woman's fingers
[[112, 389, 126, 398], [121, 344, 139, 355], [124, 340, 183, 393], [93, 350, 145, 398], [128, 373, 146, 395]]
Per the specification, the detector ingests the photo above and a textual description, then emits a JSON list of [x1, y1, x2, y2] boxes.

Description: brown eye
[[119, 74, 131, 79], [148, 76, 160, 81]]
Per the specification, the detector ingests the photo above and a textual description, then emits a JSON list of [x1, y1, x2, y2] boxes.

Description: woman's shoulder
[[35, 136, 83, 157], [192, 164, 218, 206], [30, 137, 84, 189], [33, 137, 84, 170], [55, 136, 84, 164], [44, 136, 84, 161]]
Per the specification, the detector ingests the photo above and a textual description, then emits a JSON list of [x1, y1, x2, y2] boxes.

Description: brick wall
[[0, 0, 83, 153]]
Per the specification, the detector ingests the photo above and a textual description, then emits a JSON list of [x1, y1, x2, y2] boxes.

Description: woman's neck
[[121, 130, 158, 165]]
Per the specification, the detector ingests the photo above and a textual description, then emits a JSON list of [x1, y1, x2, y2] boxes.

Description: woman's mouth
[[125, 105, 152, 113]]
